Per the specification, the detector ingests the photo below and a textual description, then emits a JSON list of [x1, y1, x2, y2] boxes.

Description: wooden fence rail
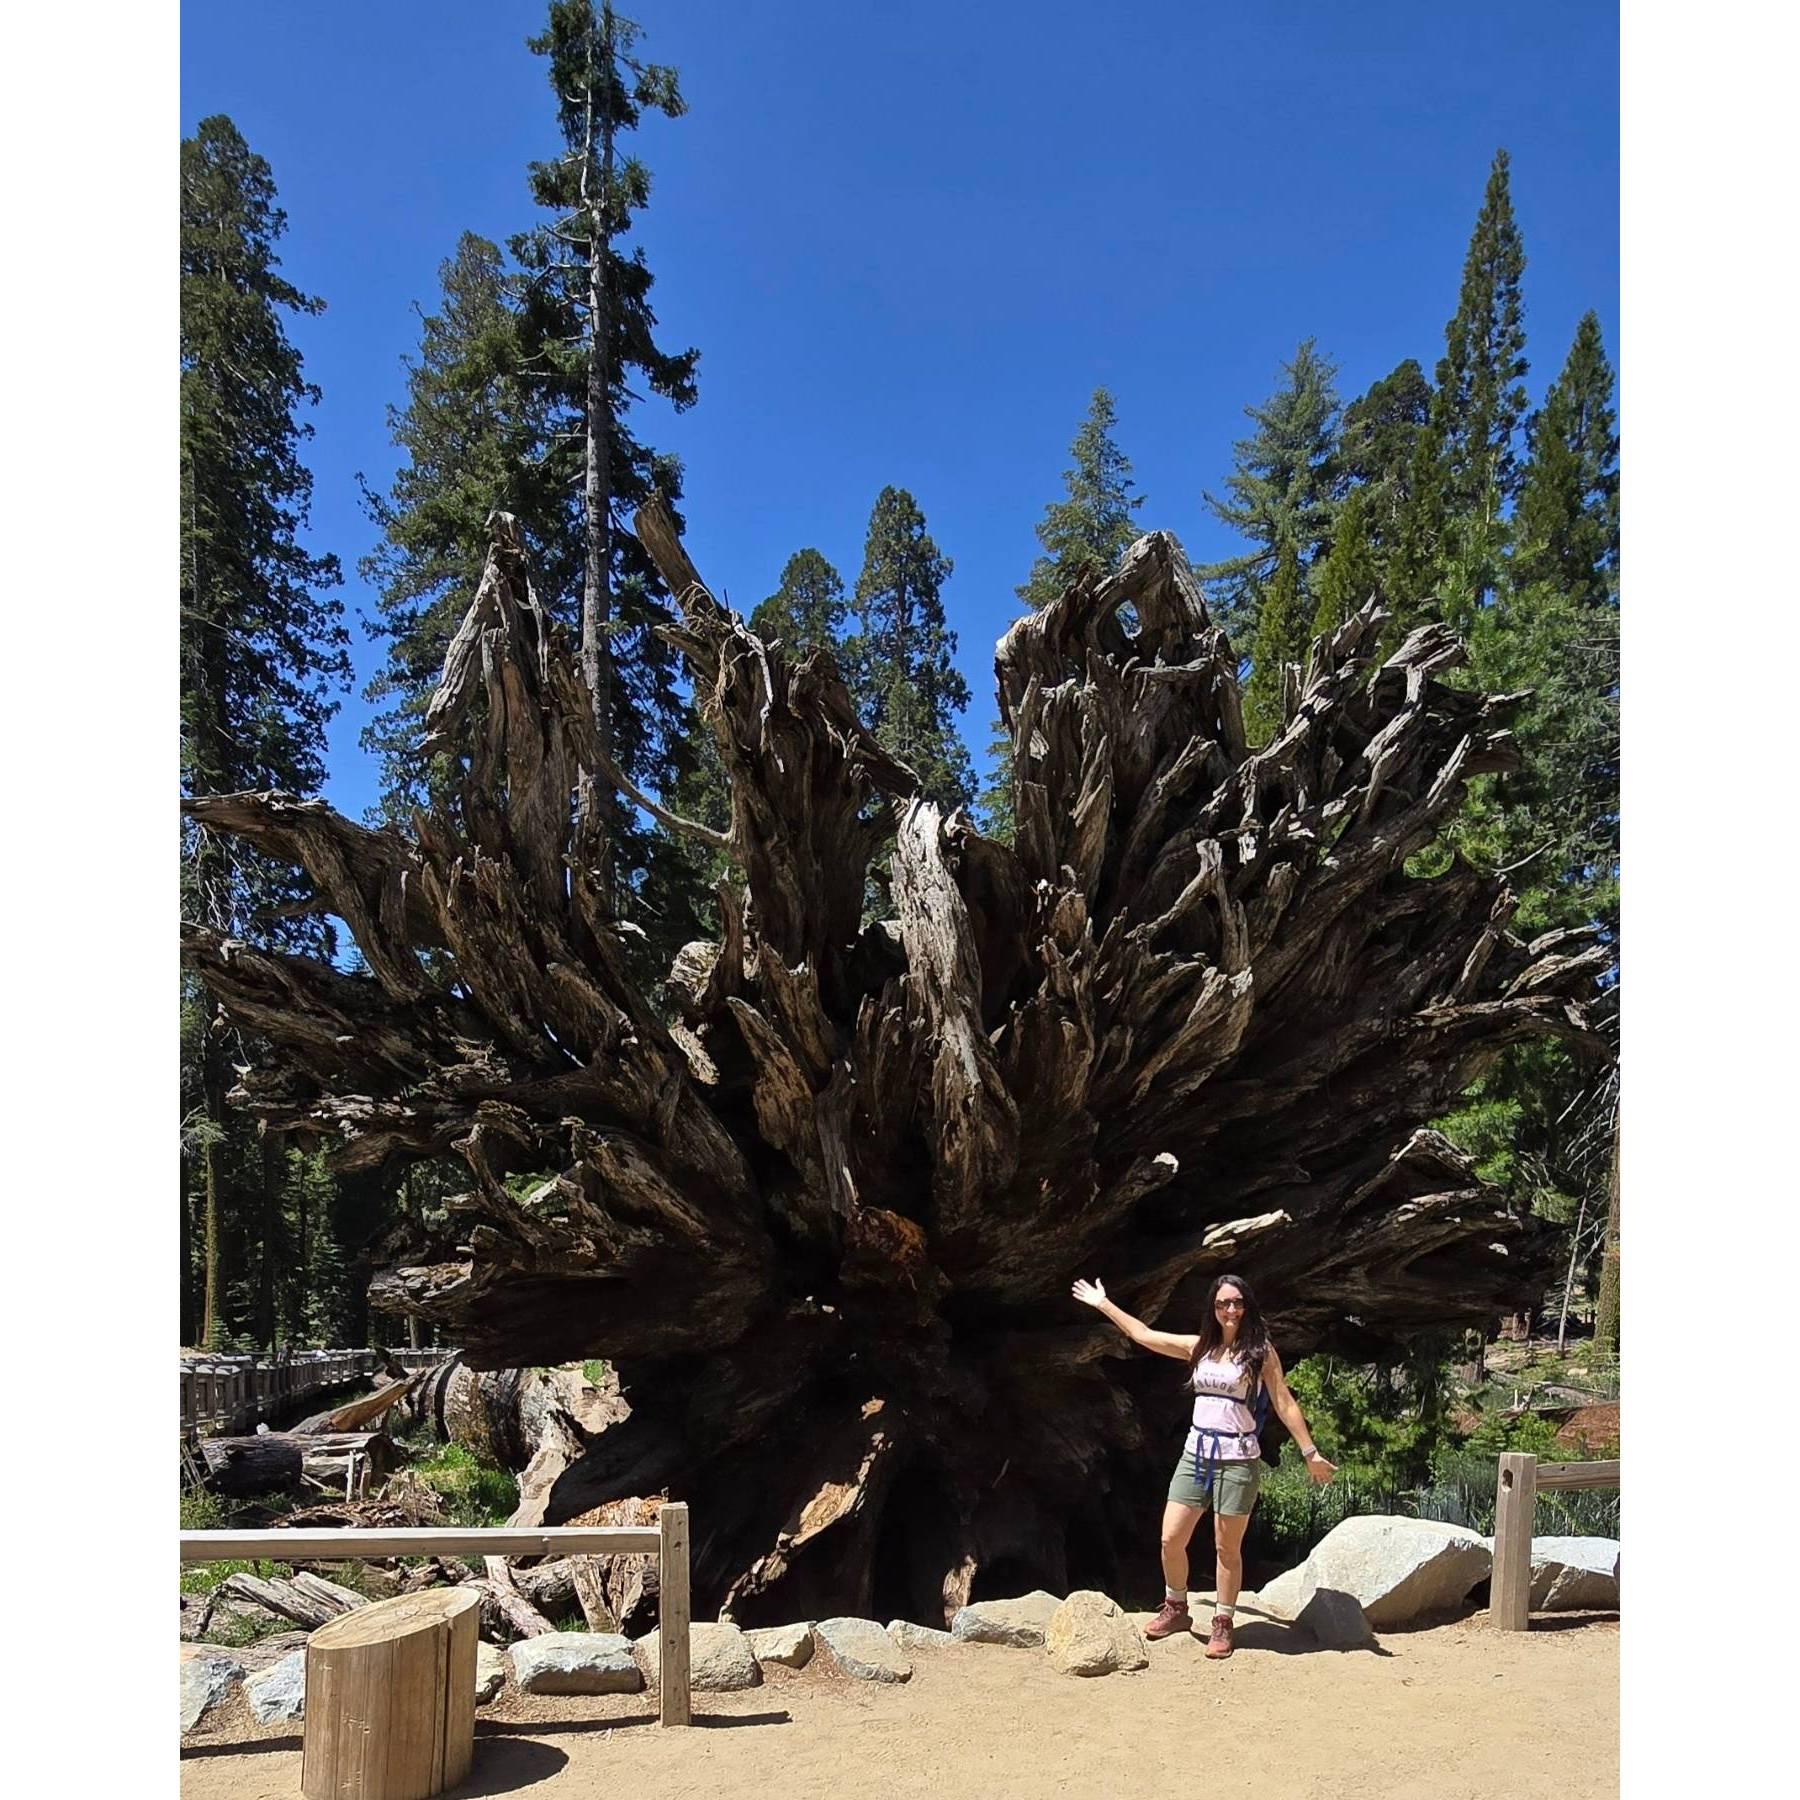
[[180, 1506, 693, 1727], [179, 1348, 457, 1437], [1489, 1452, 1621, 1630]]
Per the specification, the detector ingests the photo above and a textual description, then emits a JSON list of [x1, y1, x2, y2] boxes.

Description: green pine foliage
[[846, 487, 975, 813], [749, 548, 849, 652], [982, 390, 1144, 841], [1308, 487, 1381, 640], [1420, 149, 1530, 631], [1198, 339, 1341, 646], [360, 233, 554, 818], [181, 116, 352, 1350], [1242, 545, 1307, 744]]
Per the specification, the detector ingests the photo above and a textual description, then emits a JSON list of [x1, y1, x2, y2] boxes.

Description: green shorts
[[1167, 1453, 1262, 1516]]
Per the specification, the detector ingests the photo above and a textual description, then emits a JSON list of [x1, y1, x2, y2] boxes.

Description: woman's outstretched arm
[[1262, 1344, 1337, 1483], [1071, 1278, 1198, 1361]]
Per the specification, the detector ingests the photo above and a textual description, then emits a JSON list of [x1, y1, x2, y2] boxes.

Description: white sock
[[1165, 1586, 1186, 1605], [1216, 1600, 1235, 1618]]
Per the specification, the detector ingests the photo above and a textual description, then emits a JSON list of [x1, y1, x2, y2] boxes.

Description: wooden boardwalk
[[179, 1347, 455, 1436]]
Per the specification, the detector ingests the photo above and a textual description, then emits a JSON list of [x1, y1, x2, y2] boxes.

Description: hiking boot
[[1144, 1597, 1192, 1640], [1204, 1612, 1235, 1659]]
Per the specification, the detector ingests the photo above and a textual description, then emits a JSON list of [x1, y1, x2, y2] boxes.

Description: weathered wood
[[1489, 1451, 1538, 1631], [1536, 1458, 1621, 1492], [200, 1431, 395, 1498], [303, 1588, 479, 1800], [183, 507, 1610, 1624], [181, 1526, 662, 1562], [658, 1501, 691, 1728], [217, 1572, 344, 1632]]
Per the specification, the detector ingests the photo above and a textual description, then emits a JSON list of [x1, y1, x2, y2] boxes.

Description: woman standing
[[1072, 1270, 1337, 1658]]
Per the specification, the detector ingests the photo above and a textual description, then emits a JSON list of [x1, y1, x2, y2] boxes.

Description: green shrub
[[411, 1443, 518, 1527]]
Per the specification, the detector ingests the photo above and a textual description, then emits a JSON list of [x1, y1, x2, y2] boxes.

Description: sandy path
[[181, 1608, 1617, 1800]]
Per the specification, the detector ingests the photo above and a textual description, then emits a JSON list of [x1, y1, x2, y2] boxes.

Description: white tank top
[[1184, 1353, 1260, 1464]]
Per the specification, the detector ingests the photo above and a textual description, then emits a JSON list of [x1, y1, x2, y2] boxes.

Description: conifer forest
[[182, 4, 1618, 1615]]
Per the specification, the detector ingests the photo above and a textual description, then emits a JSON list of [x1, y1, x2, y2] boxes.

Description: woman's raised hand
[[1071, 1278, 1107, 1308]]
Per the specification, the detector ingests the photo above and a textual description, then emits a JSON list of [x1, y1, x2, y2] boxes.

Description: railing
[[1488, 1452, 1621, 1630], [179, 1348, 458, 1436], [180, 1507, 693, 1727]]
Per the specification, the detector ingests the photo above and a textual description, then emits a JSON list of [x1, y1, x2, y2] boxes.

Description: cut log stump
[[302, 1588, 479, 1800]]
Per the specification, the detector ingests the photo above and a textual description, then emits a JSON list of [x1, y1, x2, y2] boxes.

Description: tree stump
[[302, 1588, 479, 1800]]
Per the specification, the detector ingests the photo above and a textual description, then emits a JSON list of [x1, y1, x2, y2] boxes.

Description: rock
[[886, 1619, 954, 1652], [811, 1616, 912, 1683], [1247, 1566, 1307, 1621], [950, 1589, 1064, 1648], [1045, 1591, 1148, 1677], [1302, 1516, 1490, 1628], [475, 1642, 507, 1704], [635, 1622, 761, 1691], [243, 1650, 307, 1724], [510, 1632, 643, 1696], [180, 1652, 243, 1733], [746, 1622, 814, 1669], [1295, 1585, 1375, 1650], [1528, 1536, 1620, 1611], [234, 1631, 312, 1672]]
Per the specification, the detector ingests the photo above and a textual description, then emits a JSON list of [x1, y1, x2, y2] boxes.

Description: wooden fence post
[[1490, 1451, 1537, 1631], [658, 1502, 691, 1727]]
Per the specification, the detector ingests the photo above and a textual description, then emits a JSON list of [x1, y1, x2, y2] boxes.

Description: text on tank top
[[1184, 1352, 1260, 1463]]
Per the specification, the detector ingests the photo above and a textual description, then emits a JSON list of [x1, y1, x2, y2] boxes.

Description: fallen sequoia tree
[[183, 504, 1605, 1625]]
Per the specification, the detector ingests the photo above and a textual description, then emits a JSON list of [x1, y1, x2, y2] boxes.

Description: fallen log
[[201, 1431, 396, 1498], [216, 1572, 346, 1632], [292, 1374, 420, 1436]]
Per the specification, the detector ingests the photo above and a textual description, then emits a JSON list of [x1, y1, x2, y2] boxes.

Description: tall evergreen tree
[[1309, 486, 1381, 640], [360, 233, 554, 817], [749, 549, 849, 653], [984, 389, 1144, 841], [1198, 340, 1341, 645], [1242, 545, 1307, 745], [1417, 149, 1530, 630], [847, 488, 974, 812], [518, 0, 699, 911], [181, 116, 350, 1346]]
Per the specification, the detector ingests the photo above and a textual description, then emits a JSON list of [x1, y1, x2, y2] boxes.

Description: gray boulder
[[950, 1589, 1064, 1648], [180, 1652, 244, 1733], [1303, 1516, 1490, 1627], [1295, 1585, 1375, 1650], [1044, 1591, 1148, 1677], [244, 1650, 307, 1724], [636, 1622, 761, 1691], [1528, 1536, 1621, 1611], [746, 1622, 814, 1669], [510, 1631, 642, 1695], [474, 1642, 507, 1705], [1246, 1567, 1307, 1621], [811, 1616, 912, 1683], [886, 1619, 953, 1652]]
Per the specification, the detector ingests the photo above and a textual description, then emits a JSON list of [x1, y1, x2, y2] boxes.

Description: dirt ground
[[180, 1604, 1617, 1800]]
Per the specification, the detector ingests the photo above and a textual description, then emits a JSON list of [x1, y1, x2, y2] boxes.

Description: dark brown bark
[[182, 507, 1607, 1624]]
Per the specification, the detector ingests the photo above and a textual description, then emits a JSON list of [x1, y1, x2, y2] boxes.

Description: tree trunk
[[1593, 1106, 1620, 1358], [258, 1131, 282, 1351], [183, 507, 1609, 1625], [200, 1024, 227, 1350]]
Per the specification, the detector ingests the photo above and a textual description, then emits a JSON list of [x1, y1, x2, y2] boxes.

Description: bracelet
[[1302, 1446, 1323, 1462]]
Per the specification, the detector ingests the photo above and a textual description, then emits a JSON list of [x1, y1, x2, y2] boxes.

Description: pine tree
[[1309, 487, 1381, 640], [1460, 311, 1619, 937], [749, 549, 849, 652], [1016, 389, 1144, 610], [1242, 544, 1306, 744], [847, 488, 974, 812], [181, 115, 350, 1347], [361, 233, 555, 817], [1198, 340, 1341, 645], [984, 389, 1144, 841], [1420, 149, 1530, 631], [1333, 358, 1434, 633], [518, 0, 700, 916]]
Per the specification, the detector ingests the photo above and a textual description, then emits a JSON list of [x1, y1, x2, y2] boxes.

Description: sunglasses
[[1215, 1297, 1246, 1310]]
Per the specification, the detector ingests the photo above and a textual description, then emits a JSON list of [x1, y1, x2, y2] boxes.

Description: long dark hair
[[1185, 1270, 1270, 1392]]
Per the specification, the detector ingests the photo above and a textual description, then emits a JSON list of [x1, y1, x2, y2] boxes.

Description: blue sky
[[180, 0, 1618, 823]]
